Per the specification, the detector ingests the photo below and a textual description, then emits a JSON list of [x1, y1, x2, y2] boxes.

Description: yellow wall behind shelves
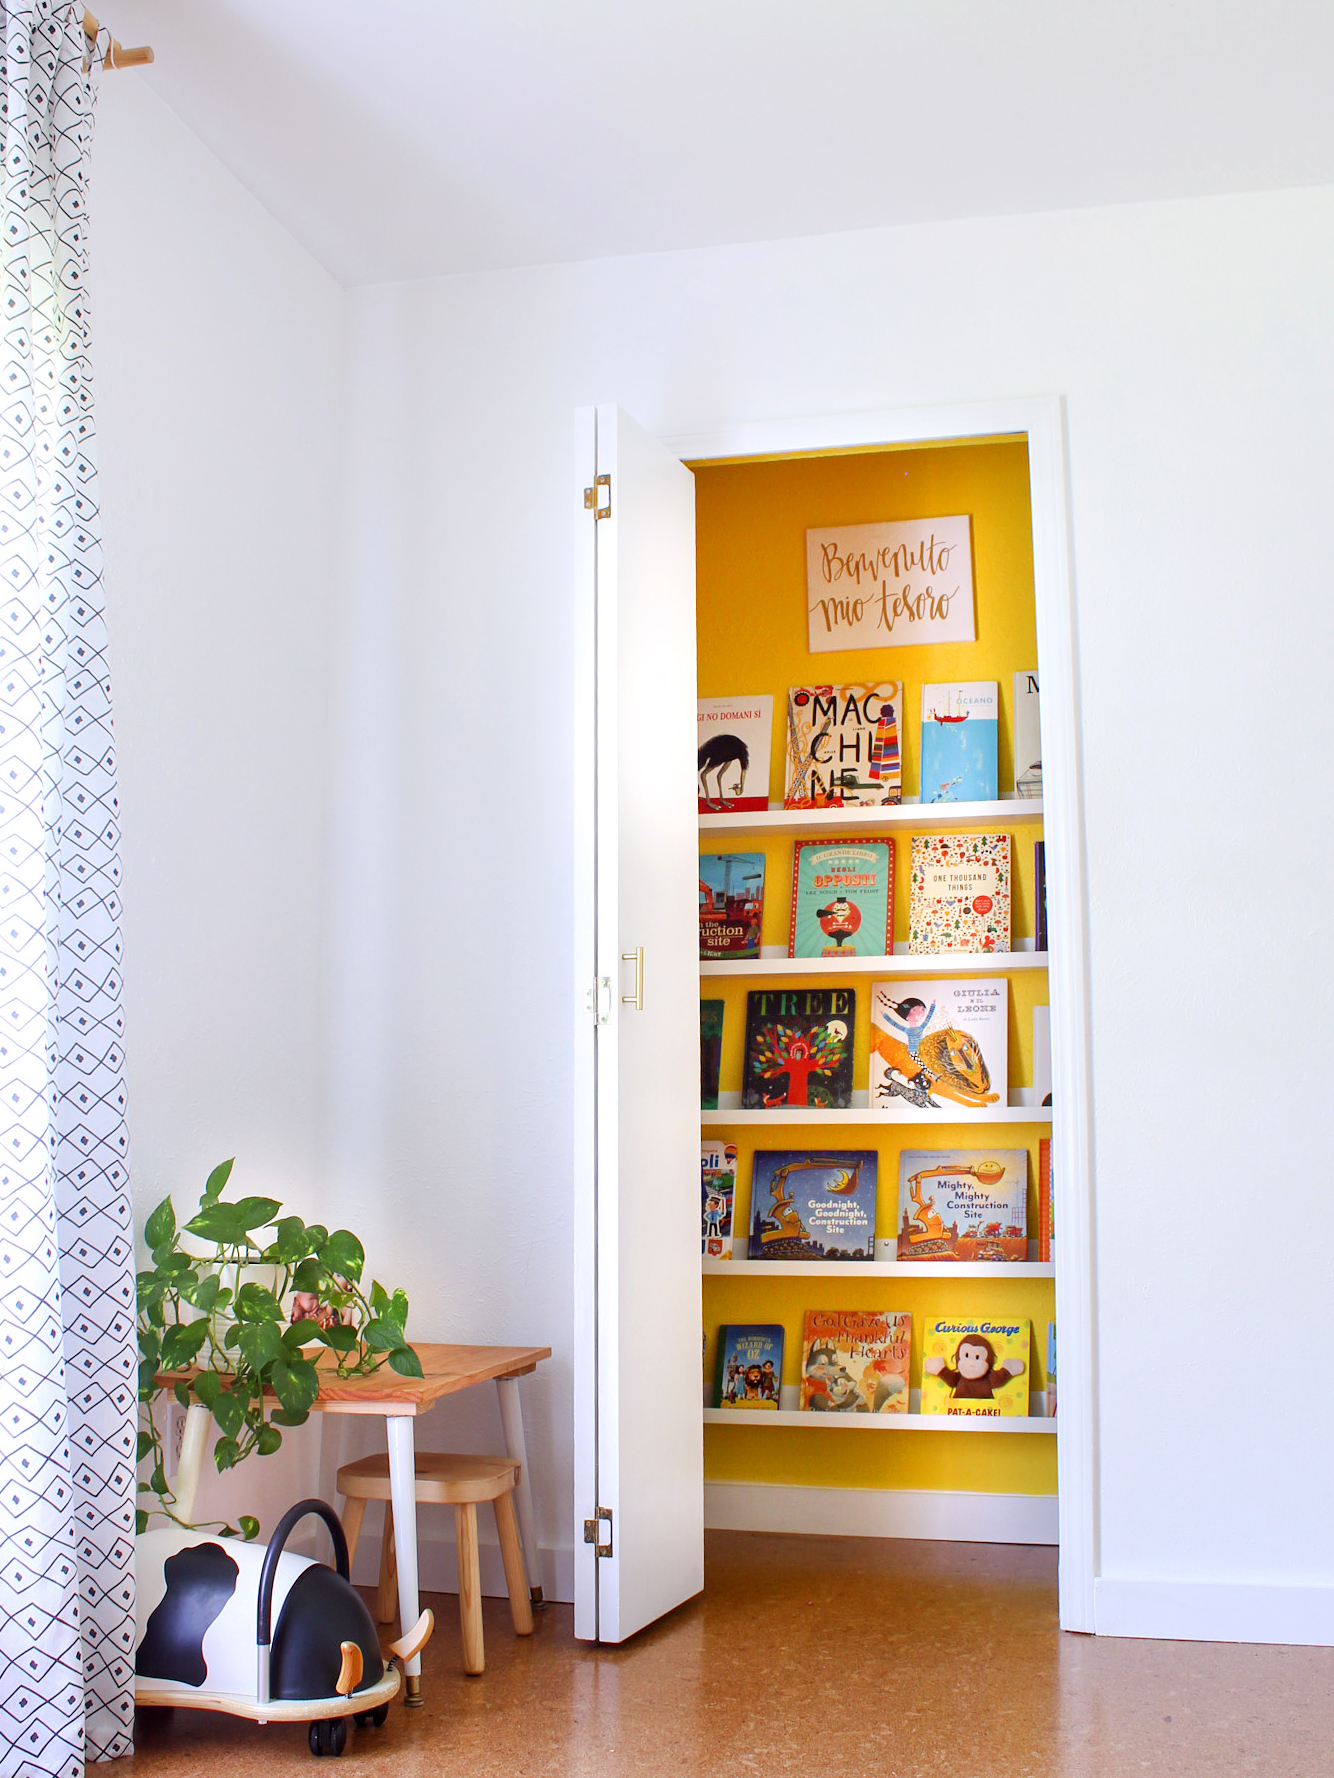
[[697, 438, 1054, 1502]]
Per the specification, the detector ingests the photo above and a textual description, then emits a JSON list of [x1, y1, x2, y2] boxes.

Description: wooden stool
[[337, 1451, 534, 1676]]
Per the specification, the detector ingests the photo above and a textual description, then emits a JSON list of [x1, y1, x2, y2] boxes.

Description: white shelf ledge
[[700, 798, 1043, 840], [701, 1104, 1050, 1126], [700, 951, 1048, 977], [703, 1407, 1054, 1433], [703, 1258, 1054, 1278]]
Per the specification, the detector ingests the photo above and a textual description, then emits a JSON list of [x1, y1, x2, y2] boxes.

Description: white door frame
[[661, 397, 1096, 1634]]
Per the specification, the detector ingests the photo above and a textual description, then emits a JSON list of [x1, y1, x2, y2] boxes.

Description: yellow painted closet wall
[[696, 437, 1056, 1497]]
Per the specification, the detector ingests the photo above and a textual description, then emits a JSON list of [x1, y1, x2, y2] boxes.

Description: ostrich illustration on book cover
[[748, 1150, 877, 1260], [869, 978, 1007, 1111], [742, 988, 855, 1109], [698, 696, 773, 813]]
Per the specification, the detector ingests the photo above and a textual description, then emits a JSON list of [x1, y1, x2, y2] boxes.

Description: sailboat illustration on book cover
[[919, 681, 998, 803]]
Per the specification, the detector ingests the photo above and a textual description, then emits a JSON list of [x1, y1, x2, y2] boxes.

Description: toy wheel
[[308, 1719, 347, 1757], [370, 1704, 389, 1728]]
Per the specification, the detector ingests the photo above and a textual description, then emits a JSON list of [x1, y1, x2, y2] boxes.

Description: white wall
[[93, 76, 346, 1531], [331, 184, 1334, 1637]]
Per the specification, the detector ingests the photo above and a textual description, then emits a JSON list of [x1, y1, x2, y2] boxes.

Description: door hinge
[[582, 473, 611, 519], [583, 1506, 613, 1557], [584, 977, 611, 1024]]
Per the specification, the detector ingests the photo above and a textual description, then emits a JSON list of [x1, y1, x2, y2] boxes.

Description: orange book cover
[[800, 1309, 910, 1414], [1038, 1138, 1052, 1263]]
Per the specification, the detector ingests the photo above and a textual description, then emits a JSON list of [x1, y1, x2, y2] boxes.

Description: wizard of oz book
[[908, 832, 1011, 953], [698, 695, 773, 813], [699, 852, 765, 960], [921, 1316, 1030, 1418], [701, 1141, 738, 1259], [801, 1310, 911, 1413], [700, 1000, 725, 1110], [748, 1151, 877, 1261], [783, 682, 901, 808], [789, 839, 894, 960], [715, 1325, 784, 1409], [869, 977, 1007, 1112], [919, 681, 998, 804], [897, 1149, 1027, 1261], [742, 988, 855, 1109]]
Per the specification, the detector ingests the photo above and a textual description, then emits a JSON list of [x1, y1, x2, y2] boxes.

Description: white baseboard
[[353, 1525, 574, 1606], [705, 1479, 1057, 1544], [1094, 1578, 1334, 1647]]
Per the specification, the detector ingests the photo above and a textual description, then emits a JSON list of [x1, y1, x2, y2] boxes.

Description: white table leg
[[496, 1375, 543, 1605], [385, 1414, 423, 1704], [172, 1403, 210, 1524]]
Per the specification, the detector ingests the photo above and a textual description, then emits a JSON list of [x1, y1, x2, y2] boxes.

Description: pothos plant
[[136, 1158, 422, 1539]]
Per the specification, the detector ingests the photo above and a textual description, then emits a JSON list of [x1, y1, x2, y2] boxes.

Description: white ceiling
[[105, 1, 1334, 287]]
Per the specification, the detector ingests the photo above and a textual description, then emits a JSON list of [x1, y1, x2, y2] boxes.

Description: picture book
[[800, 1310, 911, 1414], [1038, 1136, 1053, 1263], [897, 1149, 1027, 1261], [700, 852, 765, 960], [805, 516, 976, 653], [783, 683, 901, 808], [869, 977, 1007, 1112], [698, 695, 773, 813], [700, 1000, 724, 1110], [1046, 1323, 1057, 1419], [1013, 670, 1042, 798], [1035, 840, 1047, 953], [790, 839, 894, 960], [919, 681, 998, 804], [748, 1150, 877, 1261], [908, 832, 1011, 953], [921, 1316, 1030, 1418], [701, 1141, 738, 1259], [714, 1325, 784, 1409], [742, 988, 856, 1109], [1033, 1006, 1051, 1106]]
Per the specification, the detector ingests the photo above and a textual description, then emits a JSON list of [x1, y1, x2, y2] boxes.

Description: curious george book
[[800, 1310, 911, 1414], [742, 988, 855, 1109], [920, 1316, 1030, 1417]]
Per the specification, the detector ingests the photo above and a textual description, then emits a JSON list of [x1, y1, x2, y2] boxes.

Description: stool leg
[[493, 1490, 534, 1637], [341, 1495, 368, 1574], [454, 1502, 484, 1675], [376, 1504, 398, 1625]]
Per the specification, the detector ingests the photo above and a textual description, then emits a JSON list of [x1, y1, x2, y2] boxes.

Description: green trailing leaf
[[160, 1321, 209, 1371], [390, 1289, 409, 1328], [213, 1437, 240, 1473], [387, 1345, 424, 1379], [183, 1272, 221, 1313], [364, 1316, 407, 1353], [184, 1201, 248, 1244], [320, 1229, 365, 1282], [238, 1515, 260, 1541], [234, 1281, 283, 1323], [270, 1216, 312, 1263], [192, 1371, 221, 1410], [369, 1280, 390, 1316], [203, 1158, 234, 1202], [284, 1319, 322, 1350], [232, 1196, 282, 1231], [173, 1380, 191, 1409], [138, 1358, 160, 1400], [270, 1355, 320, 1418], [138, 1327, 160, 1363], [137, 1271, 166, 1310], [136, 1509, 149, 1535], [136, 1429, 154, 1462], [149, 1462, 168, 1497], [269, 1407, 311, 1427], [318, 1324, 358, 1354], [211, 1391, 245, 1440], [292, 1256, 321, 1294], [304, 1225, 328, 1252], [235, 1321, 282, 1372], [153, 1248, 194, 1277], [144, 1197, 175, 1250], [255, 1424, 282, 1457]]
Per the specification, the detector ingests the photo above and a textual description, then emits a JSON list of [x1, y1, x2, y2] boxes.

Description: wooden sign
[[806, 516, 975, 653]]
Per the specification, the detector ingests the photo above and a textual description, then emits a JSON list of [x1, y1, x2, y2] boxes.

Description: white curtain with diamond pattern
[[0, 5, 134, 1772]]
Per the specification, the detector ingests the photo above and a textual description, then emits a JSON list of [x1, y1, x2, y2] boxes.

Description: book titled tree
[[801, 1310, 911, 1414], [742, 988, 855, 1109]]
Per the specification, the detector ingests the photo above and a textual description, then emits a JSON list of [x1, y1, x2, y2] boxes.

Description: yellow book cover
[[800, 1310, 910, 1413], [920, 1316, 1030, 1418]]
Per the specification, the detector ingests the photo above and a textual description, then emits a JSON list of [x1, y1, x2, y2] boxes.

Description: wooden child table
[[169, 1342, 551, 1703]]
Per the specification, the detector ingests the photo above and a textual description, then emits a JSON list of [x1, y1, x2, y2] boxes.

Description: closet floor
[[127, 1531, 1330, 1777]]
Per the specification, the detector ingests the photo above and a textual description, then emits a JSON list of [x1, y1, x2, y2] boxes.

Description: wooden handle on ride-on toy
[[335, 1641, 363, 1695]]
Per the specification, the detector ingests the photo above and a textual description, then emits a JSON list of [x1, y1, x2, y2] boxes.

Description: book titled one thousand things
[[908, 833, 1011, 954], [743, 988, 855, 1109], [748, 1150, 877, 1261]]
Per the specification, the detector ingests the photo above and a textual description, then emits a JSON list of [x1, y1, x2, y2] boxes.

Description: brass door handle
[[621, 947, 643, 1010]]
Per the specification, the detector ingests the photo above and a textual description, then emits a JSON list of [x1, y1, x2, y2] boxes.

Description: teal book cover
[[715, 1325, 784, 1408], [920, 681, 998, 803], [789, 839, 894, 959]]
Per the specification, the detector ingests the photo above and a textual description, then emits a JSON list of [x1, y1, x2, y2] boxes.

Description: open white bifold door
[[573, 405, 703, 1642]]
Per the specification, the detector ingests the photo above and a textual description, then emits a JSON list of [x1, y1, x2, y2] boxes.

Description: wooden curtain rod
[[82, 7, 154, 70]]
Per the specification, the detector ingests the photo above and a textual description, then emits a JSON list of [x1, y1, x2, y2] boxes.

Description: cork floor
[[126, 1531, 1332, 1778]]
